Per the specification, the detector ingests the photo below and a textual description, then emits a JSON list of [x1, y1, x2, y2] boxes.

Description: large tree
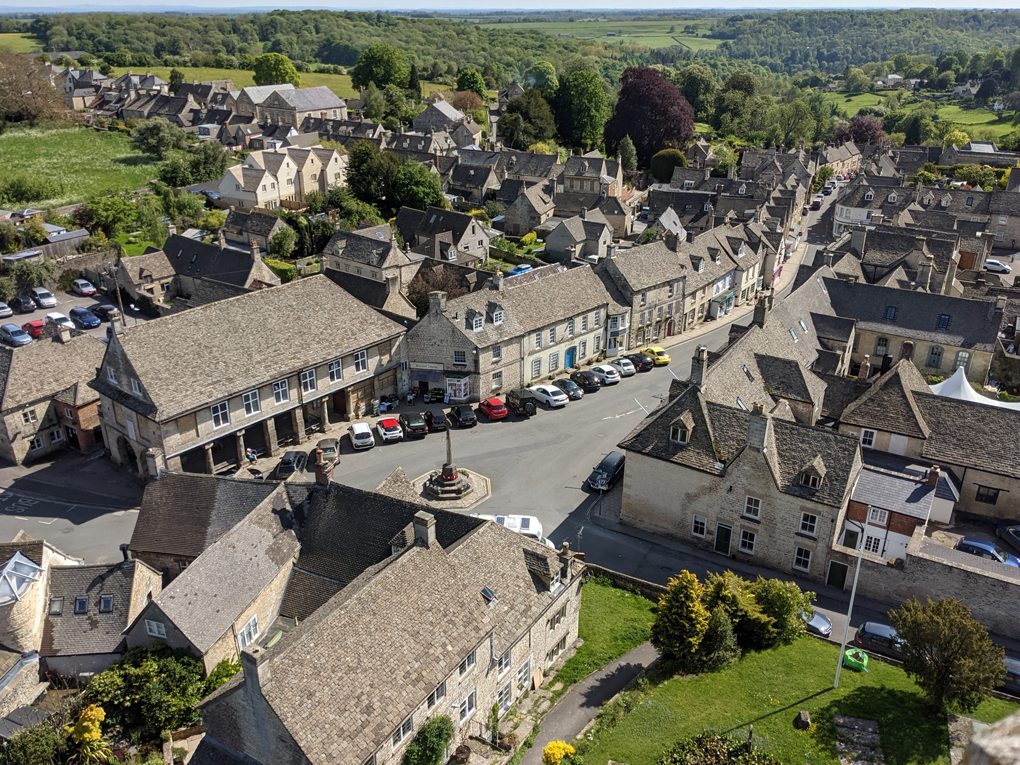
[[456, 67, 487, 102], [673, 64, 718, 123], [0, 51, 69, 128], [498, 88, 555, 150], [555, 70, 610, 151], [834, 114, 886, 145], [345, 140, 401, 210], [252, 53, 300, 87], [393, 161, 444, 211], [605, 67, 694, 168], [650, 571, 710, 666], [130, 117, 188, 159], [890, 597, 1005, 712], [768, 100, 817, 147], [350, 43, 409, 90], [525, 61, 558, 98], [168, 67, 184, 94]]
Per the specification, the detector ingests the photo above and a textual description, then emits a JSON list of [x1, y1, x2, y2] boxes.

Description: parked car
[[0, 303, 12, 319], [809, 198, 822, 211], [71, 279, 97, 296], [822, 185, 833, 196], [552, 378, 584, 400], [853, 621, 905, 660], [505, 388, 540, 416], [470, 513, 555, 549], [45, 312, 74, 330], [590, 364, 622, 385], [30, 287, 56, 308], [801, 608, 832, 638], [20, 320, 44, 338], [570, 370, 602, 392], [348, 422, 376, 450], [609, 357, 637, 377], [954, 537, 1020, 567], [588, 451, 626, 492], [376, 417, 404, 443], [9, 296, 36, 314], [315, 438, 339, 462], [529, 384, 569, 408], [0, 323, 32, 347], [399, 412, 429, 437], [509, 264, 533, 275], [423, 410, 448, 432], [449, 405, 477, 427], [1002, 656, 1020, 696], [996, 520, 1020, 555], [273, 451, 307, 480], [90, 305, 121, 322], [642, 346, 671, 366], [626, 353, 655, 372], [986, 259, 1013, 274], [68, 306, 101, 329], [479, 397, 509, 420]]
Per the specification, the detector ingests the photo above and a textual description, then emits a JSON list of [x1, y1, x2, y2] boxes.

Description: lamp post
[[834, 518, 867, 689]]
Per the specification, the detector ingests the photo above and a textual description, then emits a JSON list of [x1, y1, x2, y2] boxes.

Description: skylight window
[[742, 365, 754, 382], [798, 320, 807, 332], [790, 328, 799, 342], [0, 552, 43, 607], [481, 587, 498, 606]]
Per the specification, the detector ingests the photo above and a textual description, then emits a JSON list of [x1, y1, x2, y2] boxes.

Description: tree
[[499, 88, 555, 149], [253, 53, 300, 87], [673, 64, 718, 122], [350, 43, 408, 89], [80, 196, 136, 236], [157, 154, 193, 187], [450, 90, 483, 112], [22, 215, 48, 245], [346, 140, 401, 209], [525, 61, 558, 97], [890, 597, 1005, 711], [197, 209, 226, 232], [0, 51, 70, 127], [556, 69, 610, 151], [407, 63, 420, 99], [6, 723, 66, 765], [845, 68, 872, 93], [954, 164, 999, 190], [650, 571, 710, 664], [325, 185, 384, 229], [942, 128, 971, 148], [650, 149, 687, 182], [696, 607, 741, 671], [605, 67, 694, 167], [976, 77, 1001, 102], [269, 227, 297, 259], [362, 83, 387, 122], [619, 134, 638, 171], [496, 112, 529, 151], [188, 140, 228, 182], [0, 223, 20, 254], [834, 114, 886, 145], [168, 67, 184, 94], [403, 715, 454, 765], [749, 576, 813, 644], [393, 161, 445, 211], [703, 571, 776, 650], [456, 67, 487, 101], [769, 100, 816, 147], [130, 117, 188, 159]]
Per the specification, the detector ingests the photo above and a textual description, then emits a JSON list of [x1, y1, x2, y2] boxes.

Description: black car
[[626, 353, 655, 372], [553, 378, 584, 400], [423, 410, 448, 432], [90, 304, 121, 322], [570, 370, 602, 392], [588, 451, 626, 492], [853, 622, 905, 660], [273, 450, 307, 480], [449, 405, 477, 427], [9, 296, 36, 314], [399, 412, 428, 437], [505, 388, 540, 416]]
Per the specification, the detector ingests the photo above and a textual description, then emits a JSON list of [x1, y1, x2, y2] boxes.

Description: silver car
[[0, 324, 31, 347], [30, 287, 57, 308], [609, 357, 637, 376], [0, 303, 12, 319]]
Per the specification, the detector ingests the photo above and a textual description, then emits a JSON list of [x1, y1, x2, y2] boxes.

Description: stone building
[[257, 87, 347, 127], [89, 276, 406, 478], [504, 185, 556, 237]]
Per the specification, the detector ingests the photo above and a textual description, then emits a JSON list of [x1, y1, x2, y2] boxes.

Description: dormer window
[[937, 314, 951, 330], [799, 455, 826, 489], [106, 367, 117, 384], [473, 316, 483, 331], [885, 306, 898, 321], [683, 181, 694, 190], [800, 473, 820, 489], [670, 425, 690, 444], [887, 193, 897, 203], [864, 192, 874, 202], [698, 260, 705, 273], [738, 185, 746, 195], [703, 202, 710, 212], [493, 309, 504, 325]]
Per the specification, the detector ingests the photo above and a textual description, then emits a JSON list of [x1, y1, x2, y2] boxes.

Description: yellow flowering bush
[[542, 740, 575, 765], [64, 705, 111, 764]]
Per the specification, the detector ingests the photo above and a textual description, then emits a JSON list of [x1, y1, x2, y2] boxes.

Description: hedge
[[264, 258, 297, 283]]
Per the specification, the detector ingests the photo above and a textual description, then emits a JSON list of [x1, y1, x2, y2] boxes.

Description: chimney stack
[[218, 230, 226, 250], [57, 325, 72, 344], [690, 345, 709, 387], [492, 269, 504, 292], [822, 251, 834, 268], [857, 354, 871, 384], [167, 223, 177, 237], [686, 230, 696, 244], [927, 465, 940, 485], [917, 253, 934, 291], [428, 291, 447, 316], [313, 449, 334, 486], [746, 402, 770, 450], [753, 294, 769, 328], [664, 231, 679, 251], [119, 543, 131, 562], [251, 239, 260, 259], [413, 511, 437, 547], [558, 541, 572, 584]]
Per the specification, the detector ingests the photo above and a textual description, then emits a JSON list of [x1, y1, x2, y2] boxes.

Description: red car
[[21, 320, 45, 338], [479, 397, 509, 420]]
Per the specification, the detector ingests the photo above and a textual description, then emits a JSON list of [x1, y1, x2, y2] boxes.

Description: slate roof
[[153, 497, 299, 654], [604, 239, 687, 292], [394, 206, 483, 245], [552, 215, 611, 244], [280, 86, 345, 112], [41, 561, 151, 657], [913, 392, 1020, 479], [504, 150, 560, 179], [840, 360, 932, 438], [118, 249, 175, 284], [852, 466, 935, 521], [222, 210, 283, 240], [168, 278, 251, 314], [161, 234, 262, 287], [0, 334, 105, 413], [324, 225, 410, 270], [129, 473, 282, 559]]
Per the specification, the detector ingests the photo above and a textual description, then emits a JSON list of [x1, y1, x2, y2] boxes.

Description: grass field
[[821, 91, 1016, 140], [0, 33, 41, 53], [580, 636, 1017, 765], [0, 127, 157, 207], [479, 19, 721, 51]]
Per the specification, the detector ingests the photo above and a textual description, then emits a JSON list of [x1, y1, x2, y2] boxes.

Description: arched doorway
[[665, 319, 676, 337], [116, 436, 137, 474], [900, 341, 914, 361]]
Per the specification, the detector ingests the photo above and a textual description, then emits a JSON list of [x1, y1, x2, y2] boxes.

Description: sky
[[9, 1, 1020, 9]]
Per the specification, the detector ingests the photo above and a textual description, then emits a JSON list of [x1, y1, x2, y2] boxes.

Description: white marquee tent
[[929, 366, 1020, 411]]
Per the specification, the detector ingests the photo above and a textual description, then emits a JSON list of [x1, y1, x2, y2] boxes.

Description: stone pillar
[[291, 407, 306, 444], [166, 455, 184, 472], [263, 418, 278, 457], [204, 443, 215, 474], [235, 429, 246, 466]]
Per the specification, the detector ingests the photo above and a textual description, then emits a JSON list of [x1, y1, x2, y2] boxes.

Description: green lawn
[[0, 127, 157, 208], [479, 19, 721, 50], [115, 231, 163, 256], [581, 636, 1017, 765], [549, 579, 656, 701], [0, 33, 41, 53]]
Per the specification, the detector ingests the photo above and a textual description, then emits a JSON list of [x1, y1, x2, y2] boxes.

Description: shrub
[[0, 173, 65, 205], [696, 606, 740, 670], [6, 723, 67, 765], [263, 258, 297, 283], [748, 577, 813, 645], [64, 704, 111, 765], [703, 571, 776, 650], [656, 733, 781, 765], [543, 741, 575, 765], [650, 571, 710, 665], [650, 148, 688, 183], [403, 715, 454, 765], [204, 658, 241, 695]]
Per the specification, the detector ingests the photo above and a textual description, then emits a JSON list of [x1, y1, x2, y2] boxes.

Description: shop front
[[709, 290, 736, 319]]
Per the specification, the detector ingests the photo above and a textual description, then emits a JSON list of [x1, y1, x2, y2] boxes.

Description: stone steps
[[835, 715, 884, 765]]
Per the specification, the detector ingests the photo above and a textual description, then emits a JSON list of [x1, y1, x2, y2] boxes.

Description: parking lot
[[0, 283, 150, 344]]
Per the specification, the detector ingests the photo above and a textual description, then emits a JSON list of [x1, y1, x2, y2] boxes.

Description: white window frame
[[549, 352, 560, 372], [739, 529, 756, 554], [549, 327, 556, 344], [497, 681, 513, 714], [210, 401, 230, 429], [426, 681, 446, 712], [354, 350, 368, 373], [458, 649, 476, 677], [579, 340, 587, 358], [793, 547, 812, 572], [106, 367, 117, 384], [864, 535, 881, 554], [28, 436, 43, 451], [531, 358, 542, 379], [692, 515, 706, 537], [567, 318, 574, 336], [50, 429, 63, 443], [21, 410, 36, 424], [329, 360, 343, 383], [459, 690, 477, 723], [472, 316, 483, 331], [301, 369, 317, 393], [491, 371, 503, 390], [516, 658, 531, 693], [497, 647, 512, 677], [868, 507, 889, 525], [669, 425, 689, 444], [594, 335, 601, 352], [453, 350, 467, 366], [800, 513, 817, 536], [535, 331, 542, 349], [744, 496, 761, 519], [237, 615, 259, 650], [392, 716, 413, 748], [242, 389, 261, 417], [273, 379, 290, 404], [145, 619, 166, 639], [492, 344, 502, 361], [581, 315, 589, 331], [130, 378, 143, 396], [493, 309, 504, 325], [860, 429, 876, 448]]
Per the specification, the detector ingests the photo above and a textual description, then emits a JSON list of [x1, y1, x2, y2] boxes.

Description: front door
[[714, 523, 732, 555], [565, 346, 576, 369], [827, 561, 849, 589]]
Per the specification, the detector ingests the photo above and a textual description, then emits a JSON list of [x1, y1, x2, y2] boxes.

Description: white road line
[[15, 517, 27, 521], [601, 409, 640, 420], [38, 519, 57, 525]]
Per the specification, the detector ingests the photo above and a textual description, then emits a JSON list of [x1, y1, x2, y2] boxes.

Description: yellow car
[[642, 346, 671, 366]]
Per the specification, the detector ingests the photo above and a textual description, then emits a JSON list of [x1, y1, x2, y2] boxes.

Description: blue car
[[955, 537, 1020, 568], [996, 519, 1020, 555], [509, 264, 533, 275], [0, 323, 32, 347], [69, 306, 101, 329]]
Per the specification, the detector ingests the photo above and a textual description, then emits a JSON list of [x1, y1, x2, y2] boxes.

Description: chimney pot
[[413, 511, 437, 547], [927, 465, 940, 485], [858, 354, 871, 384]]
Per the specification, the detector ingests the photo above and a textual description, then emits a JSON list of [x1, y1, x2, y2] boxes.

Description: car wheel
[[524, 402, 535, 416]]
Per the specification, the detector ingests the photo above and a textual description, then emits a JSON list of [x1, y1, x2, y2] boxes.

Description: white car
[[45, 312, 74, 330], [348, 422, 376, 450], [471, 513, 555, 549], [591, 364, 622, 385], [30, 287, 57, 308], [529, 384, 569, 408], [609, 357, 637, 377], [986, 258, 1012, 274], [71, 279, 97, 296], [375, 417, 403, 443]]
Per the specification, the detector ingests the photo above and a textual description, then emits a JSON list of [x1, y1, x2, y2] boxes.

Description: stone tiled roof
[[754, 353, 826, 405], [91, 276, 405, 421], [118, 249, 175, 284], [520, 184, 555, 214], [154, 497, 299, 654], [604, 239, 687, 292], [0, 532, 46, 566], [852, 465, 936, 521], [0, 334, 105, 413], [240, 83, 295, 104], [129, 473, 283, 559], [324, 225, 411, 270], [504, 150, 560, 178], [840, 360, 932, 439], [222, 210, 283, 240], [373, 467, 427, 506], [280, 86, 345, 112], [913, 392, 1020, 479]]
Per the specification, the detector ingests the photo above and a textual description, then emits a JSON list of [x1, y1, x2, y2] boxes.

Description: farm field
[[0, 33, 41, 53], [0, 127, 157, 208], [479, 19, 721, 51]]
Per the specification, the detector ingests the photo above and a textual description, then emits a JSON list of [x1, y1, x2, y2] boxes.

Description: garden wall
[[585, 563, 665, 602]]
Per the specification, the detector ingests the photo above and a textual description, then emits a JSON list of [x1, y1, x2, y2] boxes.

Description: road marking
[[38, 519, 56, 525], [15, 517, 27, 521], [602, 409, 640, 420]]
